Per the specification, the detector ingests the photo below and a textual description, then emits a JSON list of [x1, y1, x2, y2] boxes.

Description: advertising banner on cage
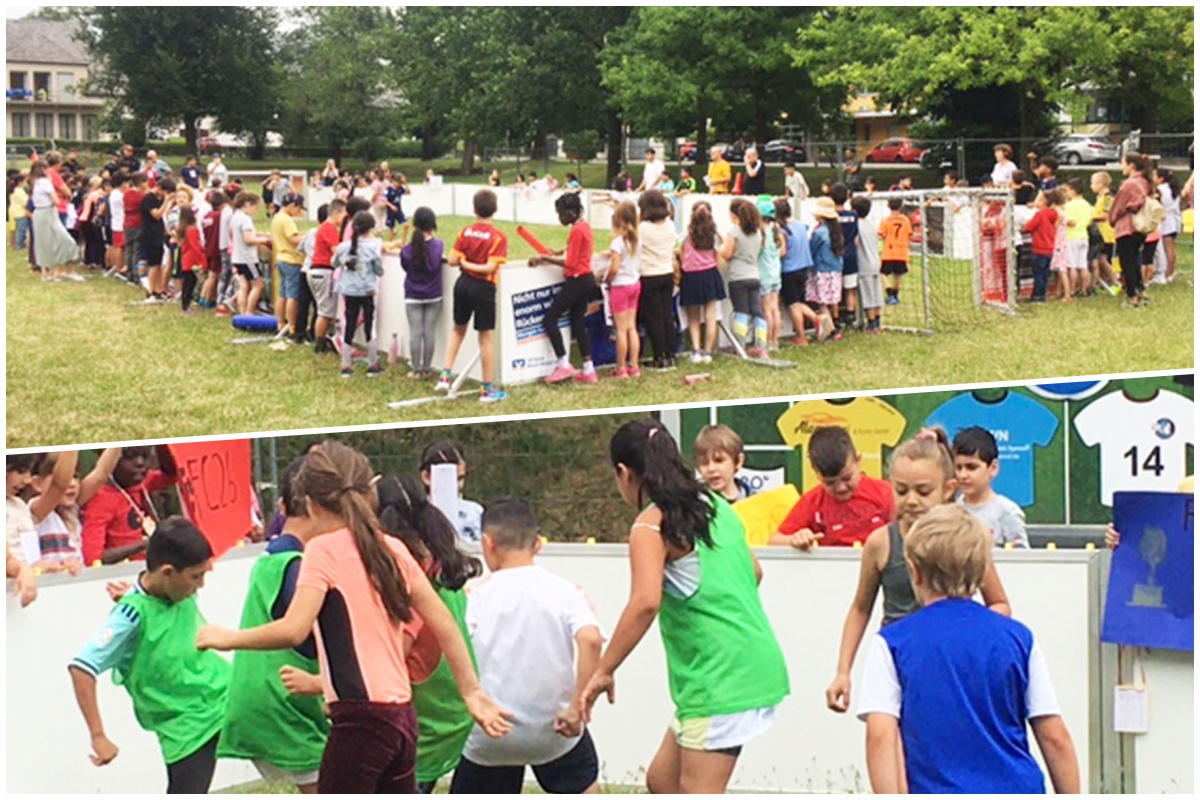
[[499, 264, 571, 385]]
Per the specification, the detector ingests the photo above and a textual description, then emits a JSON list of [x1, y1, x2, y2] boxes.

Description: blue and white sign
[[1029, 380, 1109, 401]]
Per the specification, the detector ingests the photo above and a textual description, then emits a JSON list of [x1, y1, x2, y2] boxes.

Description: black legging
[[166, 734, 218, 794], [81, 220, 106, 267], [294, 272, 315, 342], [639, 274, 677, 360], [180, 270, 198, 311], [1115, 232, 1146, 298], [344, 294, 376, 345], [544, 272, 601, 360]]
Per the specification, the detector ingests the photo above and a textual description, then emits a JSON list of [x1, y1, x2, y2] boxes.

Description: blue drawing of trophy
[[1128, 527, 1167, 608]]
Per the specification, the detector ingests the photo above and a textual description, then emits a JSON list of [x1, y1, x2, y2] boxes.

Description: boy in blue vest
[[68, 518, 230, 794], [856, 504, 1079, 794]]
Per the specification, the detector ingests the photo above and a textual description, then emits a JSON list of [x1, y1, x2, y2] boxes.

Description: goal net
[[870, 188, 1016, 334]]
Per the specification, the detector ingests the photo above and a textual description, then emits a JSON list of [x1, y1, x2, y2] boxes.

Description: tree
[[274, 7, 405, 165], [75, 7, 280, 154], [602, 8, 835, 165]]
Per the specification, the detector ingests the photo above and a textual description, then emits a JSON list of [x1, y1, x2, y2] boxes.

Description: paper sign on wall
[[429, 463, 460, 529]]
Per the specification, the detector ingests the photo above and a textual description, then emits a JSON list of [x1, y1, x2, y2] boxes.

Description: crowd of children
[[6, 145, 1191, 402], [26, 419, 1085, 794]]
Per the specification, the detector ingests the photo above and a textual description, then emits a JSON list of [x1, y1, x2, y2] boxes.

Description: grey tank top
[[881, 521, 919, 625]]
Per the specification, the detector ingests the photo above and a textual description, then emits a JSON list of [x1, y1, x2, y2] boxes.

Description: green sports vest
[[412, 584, 476, 784], [218, 549, 330, 771], [113, 590, 231, 764], [658, 496, 790, 721]]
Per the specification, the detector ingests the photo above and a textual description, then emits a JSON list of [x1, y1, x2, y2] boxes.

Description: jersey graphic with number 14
[[1073, 390, 1194, 506]]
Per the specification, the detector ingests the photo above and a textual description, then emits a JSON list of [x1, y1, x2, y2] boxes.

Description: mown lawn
[[6, 223, 1193, 449]]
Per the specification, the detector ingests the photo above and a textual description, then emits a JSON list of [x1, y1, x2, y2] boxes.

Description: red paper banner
[[169, 440, 254, 559]]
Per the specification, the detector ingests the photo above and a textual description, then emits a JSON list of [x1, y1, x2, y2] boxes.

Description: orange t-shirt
[[880, 212, 913, 263], [297, 528, 427, 704], [452, 222, 508, 285]]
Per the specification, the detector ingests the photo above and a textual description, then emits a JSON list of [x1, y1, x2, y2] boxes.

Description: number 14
[[1124, 446, 1165, 477]]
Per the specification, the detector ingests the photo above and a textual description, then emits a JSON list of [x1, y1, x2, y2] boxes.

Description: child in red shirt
[[200, 193, 225, 309], [772, 426, 894, 548], [436, 190, 508, 403], [177, 206, 204, 314], [530, 193, 600, 385], [80, 446, 178, 565], [1022, 188, 1061, 302]]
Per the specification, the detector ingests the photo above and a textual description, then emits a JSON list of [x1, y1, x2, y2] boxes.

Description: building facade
[[6, 18, 105, 142]]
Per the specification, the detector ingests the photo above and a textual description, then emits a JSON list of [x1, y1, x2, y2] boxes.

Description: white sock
[[558, 355, 571, 369], [582, 359, 595, 375]]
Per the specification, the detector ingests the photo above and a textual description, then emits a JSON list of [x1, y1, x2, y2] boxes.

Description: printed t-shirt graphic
[[1073, 390, 1194, 507], [926, 392, 1059, 507], [776, 397, 906, 491], [452, 223, 508, 284]]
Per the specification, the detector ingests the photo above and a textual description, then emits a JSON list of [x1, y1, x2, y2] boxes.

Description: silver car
[[1049, 134, 1120, 165]]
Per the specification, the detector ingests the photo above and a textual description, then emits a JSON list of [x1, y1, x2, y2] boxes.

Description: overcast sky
[[8, 5, 39, 18]]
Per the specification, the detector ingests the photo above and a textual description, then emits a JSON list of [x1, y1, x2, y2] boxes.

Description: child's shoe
[[435, 372, 453, 393], [608, 367, 630, 379], [340, 367, 354, 379], [367, 364, 384, 378], [479, 386, 507, 403], [545, 364, 578, 384], [573, 370, 598, 384], [627, 365, 643, 378]]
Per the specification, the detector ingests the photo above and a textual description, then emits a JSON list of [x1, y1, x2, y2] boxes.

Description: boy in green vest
[[218, 458, 329, 792], [69, 517, 229, 794]]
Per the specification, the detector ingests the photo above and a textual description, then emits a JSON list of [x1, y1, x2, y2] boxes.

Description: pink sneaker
[[545, 364, 578, 384], [608, 367, 630, 379], [573, 370, 598, 384], [627, 366, 643, 378], [746, 347, 768, 359]]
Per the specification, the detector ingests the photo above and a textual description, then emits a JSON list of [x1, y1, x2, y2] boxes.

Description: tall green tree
[[602, 8, 834, 162], [75, 6, 279, 153]]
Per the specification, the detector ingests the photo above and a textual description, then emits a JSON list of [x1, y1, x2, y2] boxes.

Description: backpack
[[1132, 192, 1165, 235]]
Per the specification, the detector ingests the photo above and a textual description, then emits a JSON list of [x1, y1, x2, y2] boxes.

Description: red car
[[864, 138, 925, 164]]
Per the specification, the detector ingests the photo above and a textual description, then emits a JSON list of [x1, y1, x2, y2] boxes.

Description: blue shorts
[[277, 261, 303, 299]]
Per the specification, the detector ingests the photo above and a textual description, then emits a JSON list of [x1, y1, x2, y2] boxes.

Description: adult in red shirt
[[45, 150, 72, 216], [81, 446, 178, 565], [122, 173, 148, 278], [529, 192, 600, 384], [307, 198, 348, 347], [1108, 153, 1152, 307], [770, 427, 895, 548]]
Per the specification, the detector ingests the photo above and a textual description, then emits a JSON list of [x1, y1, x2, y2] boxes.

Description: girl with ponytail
[[578, 420, 789, 794], [824, 426, 1012, 717], [377, 473, 481, 792], [332, 210, 385, 378], [197, 441, 511, 793]]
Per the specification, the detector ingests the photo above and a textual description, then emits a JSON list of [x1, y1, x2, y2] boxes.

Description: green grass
[[6, 224, 1193, 449]]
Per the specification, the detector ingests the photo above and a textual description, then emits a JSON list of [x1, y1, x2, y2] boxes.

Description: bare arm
[[827, 529, 886, 712], [68, 667, 120, 766], [865, 714, 907, 794], [1031, 715, 1080, 794], [556, 625, 603, 736], [8, 543, 37, 607], [197, 584, 324, 651], [979, 560, 1011, 617], [719, 233, 737, 262], [78, 448, 121, 507], [28, 450, 78, 523]]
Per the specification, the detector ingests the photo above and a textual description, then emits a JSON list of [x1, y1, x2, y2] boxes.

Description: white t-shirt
[[991, 160, 1018, 188], [785, 172, 809, 216], [959, 494, 1028, 548], [856, 212, 881, 277], [218, 205, 234, 252], [856, 633, 1060, 721], [1074, 390, 1194, 506], [230, 210, 259, 264], [207, 160, 228, 185], [637, 219, 676, 277], [35, 507, 81, 563], [641, 159, 665, 191], [609, 234, 641, 288], [463, 565, 603, 767], [108, 188, 125, 230], [31, 177, 57, 209], [6, 496, 39, 564]]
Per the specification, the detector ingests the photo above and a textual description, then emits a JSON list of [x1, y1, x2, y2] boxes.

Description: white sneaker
[[434, 374, 453, 393], [701, 352, 713, 364], [689, 351, 704, 365]]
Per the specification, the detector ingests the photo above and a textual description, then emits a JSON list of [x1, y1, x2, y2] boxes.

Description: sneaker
[[479, 387, 507, 403], [816, 316, 832, 342], [746, 347, 768, 359], [627, 366, 643, 379], [545, 364, 578, 384], [435, 374, 453, 393], [340, 367, 354, 378], [789, 335, 808, 347], [608, 367, 630, 379], [689, 351, 704, 365], [573, 370, 598, 384], [829, 328, 844, 343], [214, 306, 230, 316], [700, 352, 713, 364], [66, 273, 85, 282], [367, 365, 384, 378], [141, 295, 162, 305]]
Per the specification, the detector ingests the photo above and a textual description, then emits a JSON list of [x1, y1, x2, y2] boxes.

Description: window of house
[[12, 112, 32, 138], [59, 113, 76, 140], [36, 112, 54, 139], [10, 71, 28, 90], [82, 114, 98, 141], [33, 72, 51, 100]]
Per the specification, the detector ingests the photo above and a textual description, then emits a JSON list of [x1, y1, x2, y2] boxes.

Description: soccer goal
[[870, 188, 1017, 335]]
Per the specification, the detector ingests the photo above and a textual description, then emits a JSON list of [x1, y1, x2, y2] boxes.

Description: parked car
[[763, 139, 808, 164], [198, 136, 222, 155], [718, 141, 747, 162], [677, 141, 698, 161], [919, 141, 956, 172], [1040, 134, 1120, 165], [864, 138, 925, 164]]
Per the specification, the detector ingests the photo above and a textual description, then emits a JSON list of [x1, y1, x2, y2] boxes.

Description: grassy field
[[6, 221, 1193, 448]]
